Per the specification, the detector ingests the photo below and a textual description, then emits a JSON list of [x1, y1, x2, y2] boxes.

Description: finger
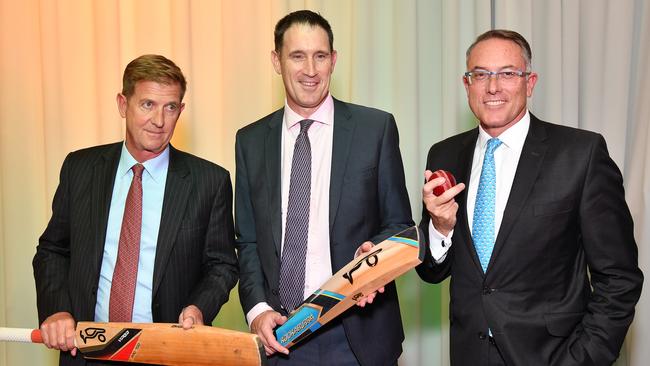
[[262, 314, 289, 355], [182, 316, 195, 330], [366, 293, 376, 304], [424, 170, 433, 181], [40, 326, 50, 348], [424, 176, 446, 191], [47, 326, 59, 349], [262, 326, 289, 355], [440, 182, 466, 199], [378, 286, 385, 293], [71, 348, 77, 357], [264, 345, 275, 356], [57, 328, 69, 351], [65, 324, 76, 351]]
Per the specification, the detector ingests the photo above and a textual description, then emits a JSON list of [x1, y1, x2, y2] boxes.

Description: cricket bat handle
[[0, 328, 80, 348], [0, 327, 44, 344]]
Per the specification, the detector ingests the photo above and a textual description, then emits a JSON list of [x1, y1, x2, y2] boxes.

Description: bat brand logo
[[342, 248, 382, 284], [80, 328, 107, 343], [117, 330, 130, 343], [280, 313, 314, 344]]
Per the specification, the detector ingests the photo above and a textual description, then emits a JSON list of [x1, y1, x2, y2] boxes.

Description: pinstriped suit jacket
[[33, 142, 238, 366]]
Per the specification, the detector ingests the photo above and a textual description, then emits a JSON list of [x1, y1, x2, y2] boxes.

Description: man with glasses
[[417, 29, 643, 365]]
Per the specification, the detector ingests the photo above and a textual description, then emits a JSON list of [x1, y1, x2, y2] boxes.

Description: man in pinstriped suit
[[33, 54, 238, 366]]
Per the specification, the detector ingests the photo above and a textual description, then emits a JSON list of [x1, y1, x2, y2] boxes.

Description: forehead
[[467, 38, 526, 69], [131, 80, 182, 101], [281, 23, 330, 52]]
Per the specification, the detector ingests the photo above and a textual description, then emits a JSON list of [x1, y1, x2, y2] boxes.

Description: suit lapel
[[487, 116, 548, 275], [329, 99, 354, 231], [91, 143, 121, 277], [455, 129, 487, 276], [152, 145, 192, 296], [266, 110, 284, 254]]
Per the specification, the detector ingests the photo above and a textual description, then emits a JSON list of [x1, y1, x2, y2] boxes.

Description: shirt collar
[[117, 143, 170, 183], [284, 93, 334, 130], [477, 110, 530, 152]]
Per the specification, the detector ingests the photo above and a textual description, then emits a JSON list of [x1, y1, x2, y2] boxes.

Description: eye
[[315, 53, 329, 61], [472, 71, 489, 80], [290, 53, 305, 61], [500, 71, 518, 79], [165, 104, 178, 112], [141, 100, 154, 109]]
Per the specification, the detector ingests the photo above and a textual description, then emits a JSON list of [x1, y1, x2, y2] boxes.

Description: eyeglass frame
[[464, 68, 531, 85]]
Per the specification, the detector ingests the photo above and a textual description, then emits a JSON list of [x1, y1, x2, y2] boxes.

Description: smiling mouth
[[484, 100, 506, 106], [300, 81, 319, 87], [145, 130, 164, 135]]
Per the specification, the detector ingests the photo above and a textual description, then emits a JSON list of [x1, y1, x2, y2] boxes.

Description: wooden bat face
[[1, 323, 266, 366], [75, 322, 266, 366], [275, 226, 425, 347]]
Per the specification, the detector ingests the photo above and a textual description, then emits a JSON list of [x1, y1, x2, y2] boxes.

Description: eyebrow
[[471, 64, 518, 71]]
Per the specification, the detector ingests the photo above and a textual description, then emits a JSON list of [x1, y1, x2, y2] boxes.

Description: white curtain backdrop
[[1, 0, 648, 365]]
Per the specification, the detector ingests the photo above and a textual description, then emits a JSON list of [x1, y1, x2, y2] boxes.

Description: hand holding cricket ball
[[424, 169, 464, 236]]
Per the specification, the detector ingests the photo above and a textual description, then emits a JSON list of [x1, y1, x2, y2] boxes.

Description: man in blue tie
[[417, 29, 643, 365]]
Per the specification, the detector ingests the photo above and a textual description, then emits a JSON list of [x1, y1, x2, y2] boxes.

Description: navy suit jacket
[[417, 114, 643, 366], [235, 98, 414, 366], [34, 143, 238, 366]]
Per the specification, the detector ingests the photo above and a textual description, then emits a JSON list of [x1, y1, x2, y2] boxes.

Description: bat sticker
[[274, 226, 425, 349], [80, 328, 106, 343], [342, 248, 383, 284]]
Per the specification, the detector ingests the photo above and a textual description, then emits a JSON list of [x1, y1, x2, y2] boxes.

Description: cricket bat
[[0, 322, 266, 366], [275, 225, 425, 348]]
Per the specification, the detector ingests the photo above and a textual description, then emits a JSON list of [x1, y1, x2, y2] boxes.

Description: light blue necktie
[[472, 138, 502, 273]]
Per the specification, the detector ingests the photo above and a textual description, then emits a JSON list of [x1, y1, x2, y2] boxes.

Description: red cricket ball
[[428, 170, 457, 196]]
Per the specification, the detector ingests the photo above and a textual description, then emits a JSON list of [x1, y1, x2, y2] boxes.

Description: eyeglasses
[[464, 69, 530, 84]]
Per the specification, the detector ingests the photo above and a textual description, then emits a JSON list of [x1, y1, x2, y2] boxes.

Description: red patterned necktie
[[109, 163, 144, 322]]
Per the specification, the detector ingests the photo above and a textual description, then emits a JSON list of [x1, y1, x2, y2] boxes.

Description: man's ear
[[271, 50, 282, 75], [116, 93, 127, 118]]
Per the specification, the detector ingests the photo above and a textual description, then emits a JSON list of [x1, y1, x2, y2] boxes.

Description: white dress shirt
[[428, 111, 530, 262], [246, 95, 335, 325]]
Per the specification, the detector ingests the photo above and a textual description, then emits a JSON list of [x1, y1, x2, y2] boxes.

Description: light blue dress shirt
[[94, 143, 169, 322]]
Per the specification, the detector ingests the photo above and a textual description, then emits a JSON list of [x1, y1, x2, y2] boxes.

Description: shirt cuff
[[246, 302, 274, 329], [428, 221, 453, 263]]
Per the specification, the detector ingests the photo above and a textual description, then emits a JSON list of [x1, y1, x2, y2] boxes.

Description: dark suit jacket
[[33, 142, 238, 366], [235, 98, 414, 366], [417, 114, 643, 366]]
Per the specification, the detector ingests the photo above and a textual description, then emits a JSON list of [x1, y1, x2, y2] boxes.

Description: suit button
[[478, 332, 487, 340], [482, 286, 491, 295], [91, 286, 97, 295], [272, 289, 279, 295], [154, 303, 160, 308]]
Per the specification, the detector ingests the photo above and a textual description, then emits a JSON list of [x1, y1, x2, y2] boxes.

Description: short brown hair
[[121, 54, 187, 100], [466, 29, 532, 71], [274, 10, 334, 53]]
